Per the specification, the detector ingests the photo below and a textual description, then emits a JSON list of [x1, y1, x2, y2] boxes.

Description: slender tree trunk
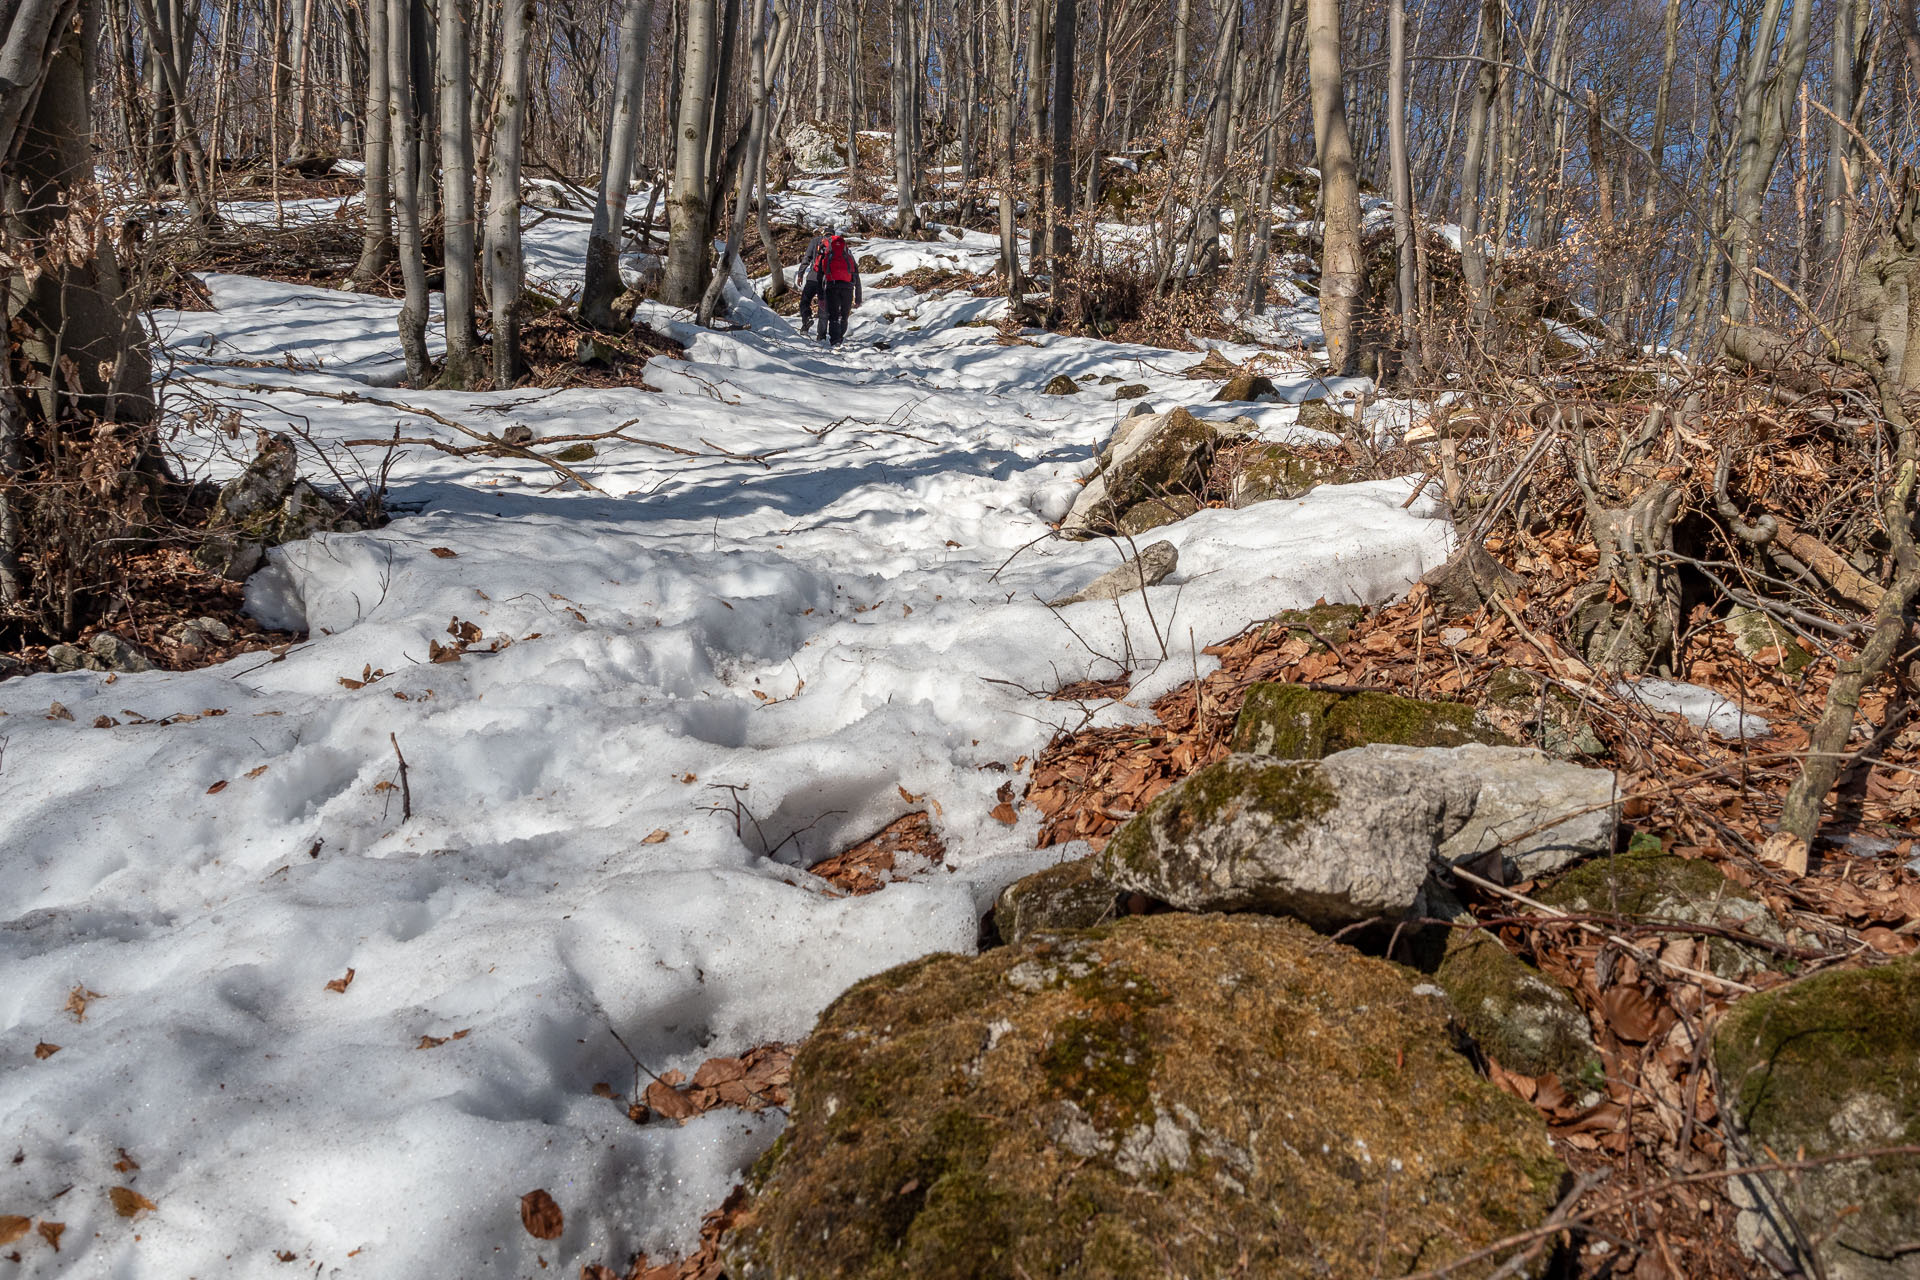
[[1307, 0, 1360, 374], [438, 0, 480, 387], [1389, 0, 1415, 377], [1024, 0, 1050, 263], [387, 0, 430, 383], [663, 0, 719, 305], [1457, 0, 1500, 328], [994, 0, 1021, 283], [1047, 0, 1074, 310], [348, 0, 395, 288], [1821, 0, 1859, 262], [892, 0, 920, 231], [582, 0, 656, 328], [1168, 0, 1191, 114], [1724, 0, 1813, 327], [485, 0, 534, 385]]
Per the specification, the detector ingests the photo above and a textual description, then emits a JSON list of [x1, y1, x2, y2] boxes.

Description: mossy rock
[[1536, 847, 1787, 981], [1112, 383, 1149, 400], [1184, 349, 1237, 379], [1229, 683, 1510, 759], [992, 859, 1119, 947], [1295, 398, 1348, 433], [1064, 408, 1220, 540], [1262, 601, 1366, 651], [725, 914, 1567, 1280], [1483, 668, 1607, 758], [1213, 371, 1280, 402], [1714, 956, 1920, 1279], [1114, 494, 1200, 535], [1231, 443, 1357, 505], [551, 442, 596, 463], [1722, 608, 1812, 675], [1043, 374, 1080, 395], [1435, 927, 1601, 1084]]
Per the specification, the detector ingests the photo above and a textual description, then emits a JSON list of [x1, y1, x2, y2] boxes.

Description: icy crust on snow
[[1, 213, 1451, 1277]]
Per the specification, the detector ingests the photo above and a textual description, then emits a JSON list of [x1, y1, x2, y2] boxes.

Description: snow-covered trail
[[0, 238, 1451, 1277]]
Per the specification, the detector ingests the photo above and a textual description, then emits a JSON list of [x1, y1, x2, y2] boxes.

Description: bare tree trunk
[[290, 0, 316, 155], [1724, 0, 1812, 327], [438, 0, 480, 387], [994, 0, 1021, 284], [663, 0, 719, 305], [1821, 0, 1860, 263], [1388, 0, 1415, 377], [1046, 0, 1074, 311], [387, 0, 430, 383], [698, 0, 790, 323], [1457, 0, 1499, 329], [892, 0, 920, 231], [347, 0, 395, 288], [485, 0, 533, 385], [1024, 0, 1050, 263], [1168, 0, 1190, 114], [1307, 0, 1360, 373], [581, 0, 656, 329]]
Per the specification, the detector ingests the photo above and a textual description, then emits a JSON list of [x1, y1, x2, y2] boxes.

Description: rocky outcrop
[[785, 121, 845, 170], [48, 632, 159, 674], [992, 859, 1118, 945], [1048, 541, 1177, 607], [724, 913, 1567, 1280], [1714, 956, 1920, 1280], [195, 433, 366, 580], [1060, 406, 1218, 539], [1114, 494, 1199, 534], [1099, 745, 1618, 925]]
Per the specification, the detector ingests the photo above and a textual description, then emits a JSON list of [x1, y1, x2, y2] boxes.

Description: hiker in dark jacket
[[815, 229, 863, 347], [795, 233, 826, 338]]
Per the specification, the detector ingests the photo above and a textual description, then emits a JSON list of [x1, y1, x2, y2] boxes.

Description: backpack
[[816, 234, 854, 284]]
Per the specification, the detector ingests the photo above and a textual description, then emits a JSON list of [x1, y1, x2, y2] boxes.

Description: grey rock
[[1123, 399, 1155, 417], [1042, 374, 1080, 395], [993, 859, 1118, 946], [0, 653, 26, 681], [1114, 495, 1199, 535], [502, 424, 535, 445], [168, 616, 234, 649], [1062, 406, 1216, 539], [1113, 383, 1151, 400], [194, 536, 267, 581], [1099, 744, 1617, 927], [1049, 541, 1178, 607], [1229, 443, 1356, 506], [88, 632, 157, 674], [213, 433, 298, 525], [47, 643, 88, 673]]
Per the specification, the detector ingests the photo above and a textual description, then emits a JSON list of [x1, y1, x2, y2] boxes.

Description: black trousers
[[823, 282, 855, 346], [797, 279, 823, 334]]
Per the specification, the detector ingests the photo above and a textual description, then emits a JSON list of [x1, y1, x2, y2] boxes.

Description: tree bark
[[387, 0, 431, 384], [485, 0, 534, 385], [1388, 0, 1415, 377], [1457, 0, 1500, 328], [994, 0, 1022, 284], [438, 0, 481, 387], [663, 0, 719, 306], [1047, 0, 1074, 309], [581, 0, 656, 329], [893, 0, 920, 231], [1306, 0, 1360, 373], [348, 0, 396, 289], [1724, 0, 1813, 327]]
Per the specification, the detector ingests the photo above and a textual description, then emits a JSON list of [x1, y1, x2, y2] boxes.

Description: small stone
[[502, 424, 535, 445], [1213, 371, 1279, 402], [1122, 400, 1155, 418], [551, 443, 597, 463], [1295, 398, 1348, 433], [1042, 374, 1080, 395], [47, 643, 87, 673], [1049, 541, 1178, 607], [993, 859, 1118, 946], [1113, 383, 1150, 400], [1229, 443, 1355, 505], [87, 632, 156, 674]]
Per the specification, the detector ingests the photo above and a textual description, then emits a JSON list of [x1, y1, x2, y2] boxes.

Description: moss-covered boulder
[[1112, 382, 1149, 400], [1060, 406, 1219, 539], [992, 859, 1118, 946], [1714, 957, 1920, 1279], [1230, 684, 1509, 758], [1043, 374, 1081, 395], [1114, 494, 1200, 535], [1536, 845, 1789, 981], [1261, 601, 1366, 650], [1213, 370, 1280, 402], [1229, 443, 1357, 505], [725, 914, 1566, 1280], [1484, 668, 1607, 758], [1435, 927, 1601, 1084], [1722, 608, 1813, 674]]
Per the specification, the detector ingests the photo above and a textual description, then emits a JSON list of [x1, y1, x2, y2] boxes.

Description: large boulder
[[1212, 370, 1279, 402], [1061, 406, 1218, 539], [785, 120, 846, 170], [724, 913, 1567, 1280], [1099, 745, 1618, 925], [1714, 957, 1920, 1280], [196, 434, 364, 580]]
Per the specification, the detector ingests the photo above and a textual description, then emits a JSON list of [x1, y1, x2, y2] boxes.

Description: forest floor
[[4, 174, 1913, 1280], [0, 178, 1430, 1277]]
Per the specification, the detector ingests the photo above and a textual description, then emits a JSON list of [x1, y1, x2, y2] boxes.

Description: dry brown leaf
[[429, 547, 459, 558], [47, 702, 73, 722], [113, 1149, 139, 1173], [417, 1034, 447, 1049], [245, 765, 269, 779], [109, 1187, 155, 1218], [36, 1221, 62, 1251], [642, 829, 669, 844], [591, 1082, 617, 1099], [0, 1217, 28, 1247], [206, 780, 228, 794], [642, 1079, 701, 1122], [323, 968, 355, 994], [519, 1188, 563, 1240], [64, 986, 99, 1022], [32, 1043, 58, 1060], [990, 801, 1018, 825], [1601, 986, 1661, 1043]]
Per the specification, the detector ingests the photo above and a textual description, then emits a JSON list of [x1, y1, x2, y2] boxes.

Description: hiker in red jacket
[[814, 229, 863, 347], [795, 232, 826, 338]]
